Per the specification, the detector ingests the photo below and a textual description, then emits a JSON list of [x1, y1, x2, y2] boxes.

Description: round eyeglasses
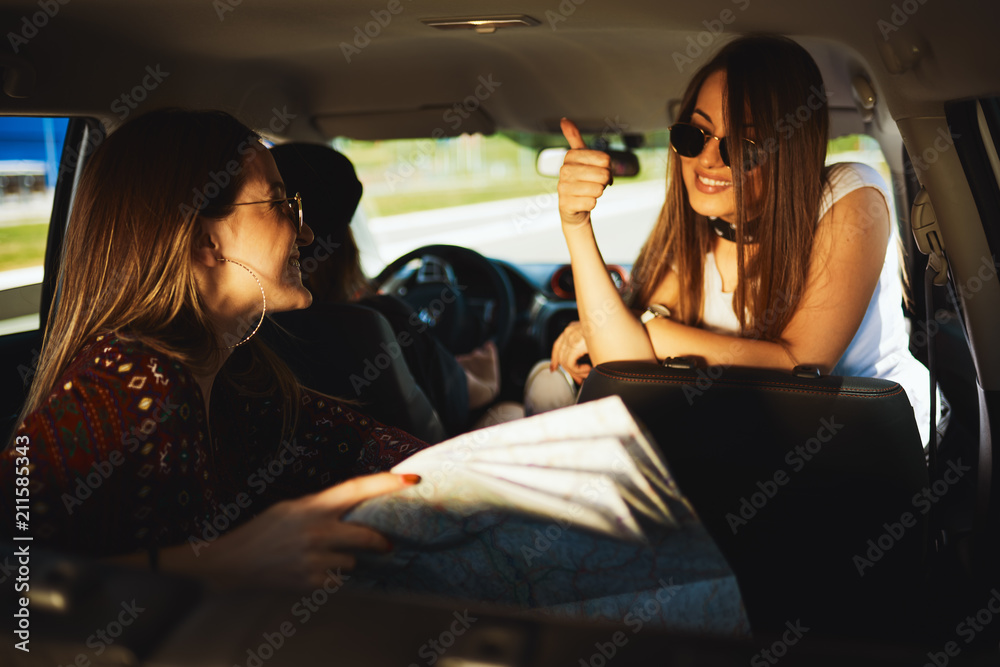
[[231, 192, 303, 232]]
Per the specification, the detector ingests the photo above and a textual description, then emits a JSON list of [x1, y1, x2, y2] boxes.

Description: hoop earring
[[217, 257, 266, 349]]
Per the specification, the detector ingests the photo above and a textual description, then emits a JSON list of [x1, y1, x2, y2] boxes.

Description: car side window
[[0, 116, 70, 335]]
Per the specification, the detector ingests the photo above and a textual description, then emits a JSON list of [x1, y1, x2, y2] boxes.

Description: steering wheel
[[372, 245, 516, 355]]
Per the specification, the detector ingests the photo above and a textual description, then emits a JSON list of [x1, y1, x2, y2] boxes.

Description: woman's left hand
[[164, 472, 419, 590]]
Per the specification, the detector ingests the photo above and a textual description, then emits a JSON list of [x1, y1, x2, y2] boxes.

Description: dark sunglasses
[[668, 123, 762, 171]]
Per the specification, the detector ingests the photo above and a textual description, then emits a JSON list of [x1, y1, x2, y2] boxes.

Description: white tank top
[[699, 162, 933, 445]]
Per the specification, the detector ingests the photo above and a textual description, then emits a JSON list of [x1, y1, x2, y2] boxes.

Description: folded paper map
[[346, 396, 749, 636]]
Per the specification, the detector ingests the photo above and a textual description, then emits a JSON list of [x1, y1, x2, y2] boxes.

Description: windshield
[[332, 132, 889, 275], [334, 133, 667, 274]]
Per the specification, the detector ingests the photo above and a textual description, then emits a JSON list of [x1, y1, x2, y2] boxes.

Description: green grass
[[364, 180, 558, 217], [0, 223, 48, 273]]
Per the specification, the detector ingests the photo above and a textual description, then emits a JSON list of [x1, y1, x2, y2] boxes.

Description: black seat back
[[578, 361, 929, 638], [266, 304, 447, 444], [1, 329, 43, 445]]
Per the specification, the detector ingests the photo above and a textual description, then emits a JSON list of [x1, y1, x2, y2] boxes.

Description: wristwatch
[[640, 304, 672, 324]]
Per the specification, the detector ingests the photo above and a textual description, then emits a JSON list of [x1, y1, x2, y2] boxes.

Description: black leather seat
[[0, 329, 43, 445], [577, 361, 929, 638], [265, 303, 447, 444]]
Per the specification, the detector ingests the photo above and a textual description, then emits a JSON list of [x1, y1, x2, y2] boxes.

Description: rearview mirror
[[536, 148, 640, 178]]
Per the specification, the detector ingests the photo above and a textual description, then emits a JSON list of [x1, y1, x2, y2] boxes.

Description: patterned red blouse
[[2, 333, 428, 556]]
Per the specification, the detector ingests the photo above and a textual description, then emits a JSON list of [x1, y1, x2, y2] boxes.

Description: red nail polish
[[401, 473, 421, 485]]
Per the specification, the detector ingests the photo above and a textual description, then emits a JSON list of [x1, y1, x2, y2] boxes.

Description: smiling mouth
[[698, 174, 732, 187], [288, 258, 300, 269]]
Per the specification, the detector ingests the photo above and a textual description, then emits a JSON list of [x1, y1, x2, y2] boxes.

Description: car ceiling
[[1, 0, 998, 142]]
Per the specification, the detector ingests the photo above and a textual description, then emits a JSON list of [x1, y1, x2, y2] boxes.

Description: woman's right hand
[[550, 320, 593, 384], [178, 472, 419, 590], [558, 118, 613, 229]]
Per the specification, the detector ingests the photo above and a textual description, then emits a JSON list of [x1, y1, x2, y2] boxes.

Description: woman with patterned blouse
[[2, 109, 427, 589]]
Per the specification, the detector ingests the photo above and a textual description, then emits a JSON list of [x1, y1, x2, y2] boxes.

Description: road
[[361, 180, 665, 272]]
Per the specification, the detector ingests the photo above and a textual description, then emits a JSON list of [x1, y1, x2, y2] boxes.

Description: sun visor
[[314, 106, 495, 140]]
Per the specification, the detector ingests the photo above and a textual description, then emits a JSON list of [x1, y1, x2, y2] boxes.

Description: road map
[[346, 397, 750, 636]]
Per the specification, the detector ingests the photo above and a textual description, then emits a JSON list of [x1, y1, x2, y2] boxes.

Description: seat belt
[[911, 187, 948, 481], [924, 261, 939, 476]]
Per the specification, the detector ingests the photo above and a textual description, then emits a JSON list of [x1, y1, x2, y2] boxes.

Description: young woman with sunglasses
[[1, 109, 428, 588], [549, 35, 934, 445]]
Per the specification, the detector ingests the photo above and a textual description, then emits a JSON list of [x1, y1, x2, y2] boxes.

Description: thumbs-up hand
[[558, 118, 612, 229]]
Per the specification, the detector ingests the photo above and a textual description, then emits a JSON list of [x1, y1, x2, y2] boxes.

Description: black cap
[[269, 143, 363, 252]]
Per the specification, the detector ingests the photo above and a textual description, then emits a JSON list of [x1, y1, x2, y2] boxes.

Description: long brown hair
[[630, 35, 829, 341], [19, 108, 300, 435], [304, 230, 373, 304]]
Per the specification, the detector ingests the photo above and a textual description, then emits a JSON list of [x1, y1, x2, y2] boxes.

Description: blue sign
[[0, 117, 70, 187]]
